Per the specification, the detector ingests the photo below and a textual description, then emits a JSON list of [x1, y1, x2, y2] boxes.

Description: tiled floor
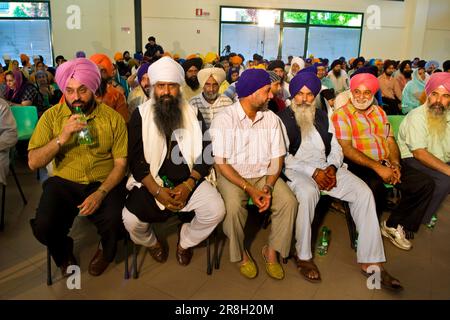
[[1, 159, 449, 300]]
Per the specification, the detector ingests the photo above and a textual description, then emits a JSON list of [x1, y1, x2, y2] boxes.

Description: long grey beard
[[426, 101, 448, 140], [292, 101, 316, 136]]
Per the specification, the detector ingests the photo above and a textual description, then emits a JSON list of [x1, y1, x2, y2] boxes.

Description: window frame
[[219, 5, 364, 59]]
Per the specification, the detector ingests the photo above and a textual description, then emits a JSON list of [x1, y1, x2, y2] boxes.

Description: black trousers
[[345, 159, 435, 232], [30, 176, 127, 266]]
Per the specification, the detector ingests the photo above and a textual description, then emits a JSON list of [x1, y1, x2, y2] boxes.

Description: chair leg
[[124, 236, 129, 280], [206, 236, 212, 275], [343, 201, 357, 251], [213, 228, 220, 270], [46, 247, 52, 286], [132, 242, 138, 279], [9, 165, 27, 205], [0, 184, 5, 231]]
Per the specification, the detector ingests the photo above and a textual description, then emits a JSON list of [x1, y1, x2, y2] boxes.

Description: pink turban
[[350, 73, 379, 94], [55, 58, 101, 94], [425, 72, 450, 96]]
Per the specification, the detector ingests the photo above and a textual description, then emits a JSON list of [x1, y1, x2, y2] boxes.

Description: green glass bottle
[[161, 175, 174, 189], [317, 226, 329, 256], [74, 106, 93, 145]]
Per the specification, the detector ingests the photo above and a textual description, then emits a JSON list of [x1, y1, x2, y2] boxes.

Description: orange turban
[[20, 54, 30, 65], [113, 52, 123, 62], [230, 56, 243, 66], [90, 53, 113, 77]]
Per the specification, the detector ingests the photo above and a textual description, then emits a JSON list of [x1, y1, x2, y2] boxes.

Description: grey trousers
[[217, 173, 298, 262]]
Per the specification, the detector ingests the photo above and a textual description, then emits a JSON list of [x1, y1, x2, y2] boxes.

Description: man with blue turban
[[278, 71, 403, 291]]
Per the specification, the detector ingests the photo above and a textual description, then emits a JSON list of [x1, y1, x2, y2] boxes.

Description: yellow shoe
[[262, 245, 284, 280], [239, 252, 258, 279]]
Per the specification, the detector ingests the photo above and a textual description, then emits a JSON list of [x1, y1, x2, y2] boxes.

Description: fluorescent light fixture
[[257, 10, 276, 28]]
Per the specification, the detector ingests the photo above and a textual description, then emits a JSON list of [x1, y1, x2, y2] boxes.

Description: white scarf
[[126, 98, 203, 209]]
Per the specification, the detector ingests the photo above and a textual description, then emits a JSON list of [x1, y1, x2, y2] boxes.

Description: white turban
[[148, 56, 185, 86], [197, 67, 226, 88], [291, 57, 305, 70], [3, 54, 11, 60]]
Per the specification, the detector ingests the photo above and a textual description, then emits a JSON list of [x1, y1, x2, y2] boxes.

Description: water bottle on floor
[[317, 226, 330, 256]]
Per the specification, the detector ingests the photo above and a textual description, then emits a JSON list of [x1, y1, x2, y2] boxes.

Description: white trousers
[[286, 167, 386, 263], [122, 181, 225, 249]]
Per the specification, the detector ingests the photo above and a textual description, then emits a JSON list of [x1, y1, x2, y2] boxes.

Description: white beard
[[292, 102, 316, 136], [426, 101, 448, 140], [350, 94, 374, 110]]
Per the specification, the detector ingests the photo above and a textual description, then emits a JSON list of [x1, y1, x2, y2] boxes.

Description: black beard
[[185, 76, 200, 90], [402, 70, 413, 78], [67, 95, 96, 114], [333, 69, 341, 78], [153, 93, 183, 138]]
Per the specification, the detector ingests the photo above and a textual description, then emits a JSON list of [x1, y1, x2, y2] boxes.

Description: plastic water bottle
[[161, 175, 174, 189], [74, 106, 93, 145], [426, 214, 438, 229], [317, 226, 329, 256]]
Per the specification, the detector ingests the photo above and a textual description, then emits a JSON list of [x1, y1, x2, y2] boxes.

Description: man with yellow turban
[[28, 57, 128, 278], [189, 67, 233, 129]]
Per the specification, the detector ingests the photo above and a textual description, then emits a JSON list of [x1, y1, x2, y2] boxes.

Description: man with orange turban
[[28, 57, 128, 278], [90, 53, 129, 122], [332, 73, 434, 251]]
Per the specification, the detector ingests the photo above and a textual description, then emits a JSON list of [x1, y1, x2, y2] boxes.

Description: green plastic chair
[[10, 106, 38, 141], [387, 115, 405, 140]]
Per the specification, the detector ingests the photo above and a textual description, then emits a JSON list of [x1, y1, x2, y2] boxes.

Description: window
[[0, 1, 53, 66], [220, 6, 363, 62]]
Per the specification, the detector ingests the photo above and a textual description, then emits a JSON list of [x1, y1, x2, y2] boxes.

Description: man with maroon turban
[[397, 72, 450, 226], [332, 73, 434, 251], [28, 58, 128, 278]]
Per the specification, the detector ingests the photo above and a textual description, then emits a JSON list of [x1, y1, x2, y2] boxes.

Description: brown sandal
[[361, 268, 403, 292], [295, 257, 322, 283]]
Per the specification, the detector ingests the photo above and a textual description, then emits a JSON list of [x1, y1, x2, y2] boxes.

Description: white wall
[[141, 0, 450, 62], [50, 0, 135, 60], [48, 0, 449, 63]]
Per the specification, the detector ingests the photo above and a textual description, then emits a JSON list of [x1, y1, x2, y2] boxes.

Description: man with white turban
[[123, 57, 225, 267], [189, 67, 233, 129], [28, 58, 128, 278], [397, 72, 450, 226]]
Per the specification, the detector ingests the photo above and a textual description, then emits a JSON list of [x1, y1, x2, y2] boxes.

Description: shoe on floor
[[88, 249, 110, 276], [380, 221, 412, 251]]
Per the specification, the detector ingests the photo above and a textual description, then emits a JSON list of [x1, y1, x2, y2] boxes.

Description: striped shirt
[[210, 101, 287, 179], [28, 102, 128, 184], [189, 93, 233, 129], [331, 102, 393, 161]]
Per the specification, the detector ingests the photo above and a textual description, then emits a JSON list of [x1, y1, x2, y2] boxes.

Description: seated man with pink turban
[[397, 72, 450, 227], [279, 72, 397, 290], [332, 73, 434, 250], [28, 58, 128, 278]]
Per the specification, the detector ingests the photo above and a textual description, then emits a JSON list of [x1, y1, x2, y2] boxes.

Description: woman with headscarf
[[4, 69, 43, 108], [222, 67, 241, 100], [34, 70, 62, 114], [401, 64, 429, 114]]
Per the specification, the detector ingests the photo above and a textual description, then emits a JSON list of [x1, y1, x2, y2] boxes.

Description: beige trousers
[[217, 173, 298, 262]]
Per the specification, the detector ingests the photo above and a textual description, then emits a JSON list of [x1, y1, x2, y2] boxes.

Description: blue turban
[[137, 62, 150, 83], [425, 60, 439, 70], [289, 72, 322, 98], [299, 65, 317, 74], [236, 69, 271, 98]]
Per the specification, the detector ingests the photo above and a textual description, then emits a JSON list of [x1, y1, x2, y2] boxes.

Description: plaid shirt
[[331, 103, 393, 161]]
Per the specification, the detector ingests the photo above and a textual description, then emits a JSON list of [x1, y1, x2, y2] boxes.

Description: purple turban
[[137, 62, 150, 83], [289, 72, 322, 98], [75, 51, 86, 58], [235, 69, 271, 98], [55, 58, 101, 94], [425, 72, 450, 96]]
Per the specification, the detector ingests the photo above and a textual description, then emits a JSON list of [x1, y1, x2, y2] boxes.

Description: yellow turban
[[197, 67, 226, 88], [204, 52, 219, 65]]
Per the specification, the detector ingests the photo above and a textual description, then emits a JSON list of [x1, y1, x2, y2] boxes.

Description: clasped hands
[[312, 165, 337, 191]]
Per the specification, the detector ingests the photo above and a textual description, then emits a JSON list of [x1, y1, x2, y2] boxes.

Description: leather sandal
[[295, 257, 322, 283], [361, 268, 403, 292]]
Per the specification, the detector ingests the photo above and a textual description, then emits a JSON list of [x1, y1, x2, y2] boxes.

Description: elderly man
[[123, 57, 225, 266], [211, 69, 298, 280], [28, 58, 128, 277], [90, 54, 129, 122], [189, 67, 233, 129], [278, 72, 401, 290], [332, 73, 434, 249], [316, 63, 334, 90], [397, 73, 450, 226], [127, 62, 151, 116], [182, 57, 203, 101]]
